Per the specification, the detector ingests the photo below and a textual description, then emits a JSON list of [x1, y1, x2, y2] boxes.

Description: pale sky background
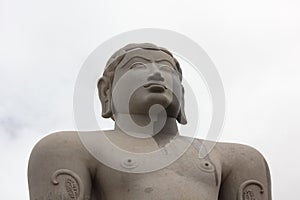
[[1, 0, 300, 199]]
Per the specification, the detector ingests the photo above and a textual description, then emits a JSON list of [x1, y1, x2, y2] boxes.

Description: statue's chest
[[96, 147, 222, 200]]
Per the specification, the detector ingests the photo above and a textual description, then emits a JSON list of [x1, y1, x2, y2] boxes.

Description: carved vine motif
[[238, 180, 264, 200], [65, 178, 79, 199], [243, 189, 255, 200], [51, 169, 84, 200]]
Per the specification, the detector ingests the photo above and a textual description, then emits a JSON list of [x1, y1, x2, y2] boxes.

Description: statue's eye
[[129, 62, 146, 69], [160, 64, 176, 73]]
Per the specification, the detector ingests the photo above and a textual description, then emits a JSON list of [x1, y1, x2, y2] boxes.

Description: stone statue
[[28, 43, 272, 200]]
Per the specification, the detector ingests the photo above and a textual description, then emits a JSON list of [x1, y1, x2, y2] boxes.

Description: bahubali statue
[[28, 43, 271, 200]]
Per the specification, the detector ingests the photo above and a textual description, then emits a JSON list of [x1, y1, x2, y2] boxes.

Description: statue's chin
[[129, 94, 172, 114], [112, 86, 180, 121]]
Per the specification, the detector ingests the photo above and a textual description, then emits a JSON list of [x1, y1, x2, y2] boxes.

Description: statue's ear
[[176, 86, 187, 124], [97, 77, 113, 118]]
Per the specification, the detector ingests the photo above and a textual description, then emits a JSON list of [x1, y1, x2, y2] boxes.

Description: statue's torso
[[28, 131, 271, 200], [94, 139, 222, 200]]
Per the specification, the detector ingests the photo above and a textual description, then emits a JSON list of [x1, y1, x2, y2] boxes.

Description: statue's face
[[111, 49, 183, 119]]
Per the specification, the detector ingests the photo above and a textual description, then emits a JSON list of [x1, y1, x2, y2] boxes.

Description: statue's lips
[[143, 82, 166, 92]]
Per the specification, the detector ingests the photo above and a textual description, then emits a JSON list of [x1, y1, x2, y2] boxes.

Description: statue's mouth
[[144, 82, 166, 92]]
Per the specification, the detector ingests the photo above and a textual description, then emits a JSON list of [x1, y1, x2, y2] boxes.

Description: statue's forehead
[[117, 49, 176, 68]]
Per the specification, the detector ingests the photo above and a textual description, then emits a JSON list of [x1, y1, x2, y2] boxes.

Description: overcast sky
[[1, 0, 300, 199]]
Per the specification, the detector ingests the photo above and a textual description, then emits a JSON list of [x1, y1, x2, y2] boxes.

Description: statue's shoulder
[[214, 141, 267, 164], [188, 138, 270, 177], [30, 131, 83, 154], [28, 131, 102, 199], [212, 142, 272, 199], [29, 131, 99, 169], [214, 142, 271, 185]]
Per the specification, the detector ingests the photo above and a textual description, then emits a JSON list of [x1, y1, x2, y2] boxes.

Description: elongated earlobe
[[177, 108, 187, 124], [98, 77, 112, 118], [176, 86, 187, 124]]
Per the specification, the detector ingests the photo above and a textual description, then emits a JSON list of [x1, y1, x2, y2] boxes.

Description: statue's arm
[[28, 132, 95, 200], [218, 143, 272, 200]]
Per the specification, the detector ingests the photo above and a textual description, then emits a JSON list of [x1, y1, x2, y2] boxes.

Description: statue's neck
[[113, 114, 179, 147]]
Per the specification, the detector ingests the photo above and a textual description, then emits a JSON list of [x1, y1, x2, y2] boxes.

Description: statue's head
[[97, 43, 187, 125]]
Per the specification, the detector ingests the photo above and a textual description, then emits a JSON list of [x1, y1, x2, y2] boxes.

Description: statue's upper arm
[[28, 132, 94, 200], [218, 143, 272, 200]]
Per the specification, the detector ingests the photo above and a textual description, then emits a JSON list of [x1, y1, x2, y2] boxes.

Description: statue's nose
[[148, 72, 164, 82]]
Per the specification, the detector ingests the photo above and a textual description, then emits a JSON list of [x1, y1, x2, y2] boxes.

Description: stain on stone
[[144, 187, 154, 193]]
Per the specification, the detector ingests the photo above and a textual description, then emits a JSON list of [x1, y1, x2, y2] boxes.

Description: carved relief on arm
[[51, 169, 84, 199], [237, 180, 265, 200], [35, 169, 89, 200]]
